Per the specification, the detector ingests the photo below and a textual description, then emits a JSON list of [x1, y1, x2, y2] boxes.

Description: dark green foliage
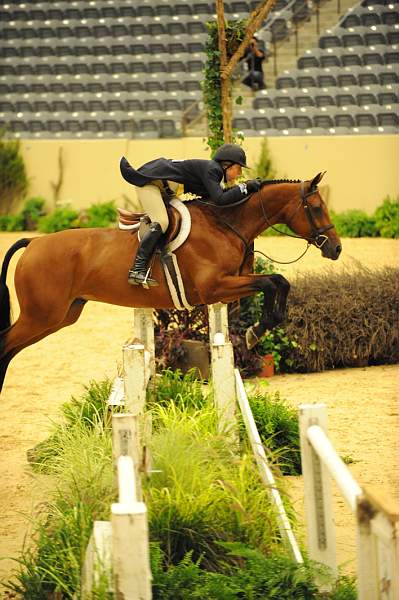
[[284, 266, 399, 372], [0, 130, 28, 214], [151, 543, 355, 599], [37, 206, 79, 233], [21, 196, 46, 230], [0, 214, 25, 231], [245, 392, 301, 475], [257, 327, 299, 373], [79, 200, 117, 228], [330, 209, 378, 238], [34, 201, 117, 232], [374, 196, 399, 238]]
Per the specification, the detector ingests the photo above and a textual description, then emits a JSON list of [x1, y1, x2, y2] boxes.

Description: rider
[[120, 143, 261, 287]]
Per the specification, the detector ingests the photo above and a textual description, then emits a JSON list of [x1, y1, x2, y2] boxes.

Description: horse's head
[[285, 172, 342, 260]]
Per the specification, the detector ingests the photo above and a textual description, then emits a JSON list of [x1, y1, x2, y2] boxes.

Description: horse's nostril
[[336, 244, 342, 255]]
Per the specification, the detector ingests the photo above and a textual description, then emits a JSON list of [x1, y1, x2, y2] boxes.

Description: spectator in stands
[[119, 144, 261, 287], [242, 36, 266, 91]]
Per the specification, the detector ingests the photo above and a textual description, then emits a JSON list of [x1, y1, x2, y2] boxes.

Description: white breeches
[[136, 180, 179, 233]]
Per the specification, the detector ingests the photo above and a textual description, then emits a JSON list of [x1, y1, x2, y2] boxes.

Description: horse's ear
[[310, 171, 326, 189]]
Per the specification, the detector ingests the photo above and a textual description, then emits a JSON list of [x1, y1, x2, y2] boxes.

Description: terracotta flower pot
[[260, 353, 275, 378]]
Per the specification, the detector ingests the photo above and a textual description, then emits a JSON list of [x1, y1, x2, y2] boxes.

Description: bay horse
[[0, 172, 341, 392]]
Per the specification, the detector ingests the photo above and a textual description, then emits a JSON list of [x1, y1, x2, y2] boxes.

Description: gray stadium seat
[[334, 113, 356, 128], [253, 96, 274, 109]]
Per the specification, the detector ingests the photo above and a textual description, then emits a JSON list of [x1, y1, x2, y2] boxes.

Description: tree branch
[[216, 0, 233, 143], [215, 0, 228, 70], [222, 0, 277, 80]]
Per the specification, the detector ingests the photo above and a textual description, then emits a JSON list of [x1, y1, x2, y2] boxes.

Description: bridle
[[260, 181, 334, 250], [250, 180, 334, 264]]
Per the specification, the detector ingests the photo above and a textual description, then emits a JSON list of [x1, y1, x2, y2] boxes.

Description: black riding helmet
[[213, 143, 248, 168]]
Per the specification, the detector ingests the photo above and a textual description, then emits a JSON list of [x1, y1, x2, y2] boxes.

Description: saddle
[[117, 205, 182, 245], [117, 199, 193, 309]]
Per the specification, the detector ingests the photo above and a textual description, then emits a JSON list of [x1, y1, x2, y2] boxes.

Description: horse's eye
[[312, 205, 323, 217]]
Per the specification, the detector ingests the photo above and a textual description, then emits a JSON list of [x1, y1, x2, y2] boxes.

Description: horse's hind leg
[[0, 299, 87, 392]]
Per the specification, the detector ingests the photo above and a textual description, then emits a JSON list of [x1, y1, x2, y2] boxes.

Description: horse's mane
[[260, 179, 301, 188]]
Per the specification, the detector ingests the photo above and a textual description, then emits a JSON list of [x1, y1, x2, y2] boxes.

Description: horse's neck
[[227, 184, 297, 241]]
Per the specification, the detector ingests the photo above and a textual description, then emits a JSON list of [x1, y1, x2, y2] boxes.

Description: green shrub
[[244, 391, 301, 476], [0, 130, 28, 214], [0, 214, 25, 231], [147, 400, 283, 569], [21, 196, 46, 230], [151, 543, 356, 599], [330, 209, 378, 238], [3, 375, 356, 599], [257, 327, 299, 373], [147, 368, 206, 412], [37, 206, 79, 233], [374, 196, 399, 238], [79, 200, 117, 228]]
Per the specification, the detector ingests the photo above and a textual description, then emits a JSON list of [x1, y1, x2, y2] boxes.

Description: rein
[[195, 180, 334, 266]]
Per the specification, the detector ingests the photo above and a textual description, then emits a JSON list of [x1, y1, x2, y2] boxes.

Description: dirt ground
[[0, 233, 398, 587]]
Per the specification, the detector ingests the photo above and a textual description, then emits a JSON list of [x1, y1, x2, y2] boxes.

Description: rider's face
[[226, 164, 242, 183]]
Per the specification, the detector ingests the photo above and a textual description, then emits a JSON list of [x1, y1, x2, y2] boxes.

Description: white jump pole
[[236, 370, 303, 563], [299, 403, 338, 578], [111, 456, 152, 600], [81, 521, 112, 598], [208, 303, 237, 438], [123, 342, 147, 415], [132, 308, 156, 379], [112, 413, 142, 501]]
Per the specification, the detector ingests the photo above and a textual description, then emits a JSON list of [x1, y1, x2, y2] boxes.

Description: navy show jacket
[[120, 156, 249, 206]]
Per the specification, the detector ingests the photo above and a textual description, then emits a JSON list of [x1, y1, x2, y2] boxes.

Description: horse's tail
[[0, 238, 32, 331]]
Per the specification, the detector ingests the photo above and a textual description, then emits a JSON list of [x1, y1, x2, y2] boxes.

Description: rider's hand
[[245, 179, 262, 193]]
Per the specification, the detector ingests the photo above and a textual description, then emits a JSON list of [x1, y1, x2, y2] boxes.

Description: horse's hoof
[[245, 326, 258, 350]]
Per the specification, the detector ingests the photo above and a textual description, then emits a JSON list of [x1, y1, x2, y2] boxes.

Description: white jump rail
[[208, 303, 303, 563], [300, 403, 399, 599], [235, 369, 304, 564]]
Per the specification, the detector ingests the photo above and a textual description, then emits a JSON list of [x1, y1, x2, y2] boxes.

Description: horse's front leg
[[269, 274, 291, 324], [201, 274, 280, 350], [246, 273, 291, 350]]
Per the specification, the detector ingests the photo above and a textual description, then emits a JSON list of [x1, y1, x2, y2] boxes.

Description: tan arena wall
[[20, 135, 399, 214]]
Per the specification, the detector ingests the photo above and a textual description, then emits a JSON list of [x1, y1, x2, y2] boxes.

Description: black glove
[[245, 179, 262, 194]]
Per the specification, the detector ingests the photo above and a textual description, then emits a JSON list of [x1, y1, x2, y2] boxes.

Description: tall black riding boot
[[128, 222, 163, 287]]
